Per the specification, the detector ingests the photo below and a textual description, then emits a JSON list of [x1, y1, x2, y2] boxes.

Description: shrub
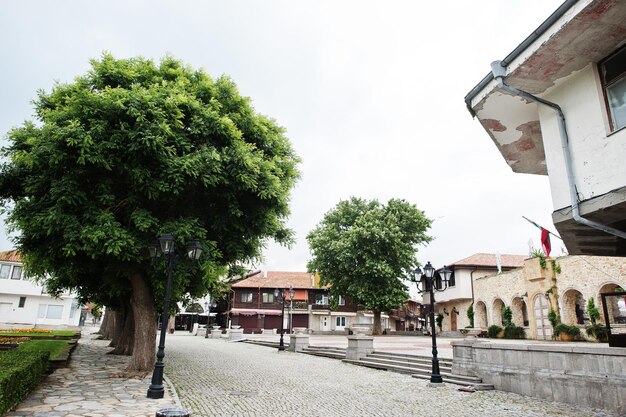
[[436, 313, 444, 332], [553, 323, 581, 337], [487, 325, 502, 338], [585, 323, 608, 342], [548, 309, 559, 328], [503, 324, 526, 339], [0, 350, 49, 415], [467, 305, 474, 328], [501, 306, 512, 326], [586, 297, 600, 325]]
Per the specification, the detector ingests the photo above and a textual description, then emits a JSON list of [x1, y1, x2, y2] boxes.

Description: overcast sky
[[0, 1, 566, 275]]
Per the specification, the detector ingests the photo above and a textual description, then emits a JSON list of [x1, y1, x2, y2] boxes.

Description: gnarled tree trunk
[[372, 309, 382, 335], [97, 307, 114, 338], [126, 272, 157, 373], [111, 299, 135, 355], [108, 308, 126, 348]]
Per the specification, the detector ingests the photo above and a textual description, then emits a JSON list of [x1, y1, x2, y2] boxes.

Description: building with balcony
[[0, 250, 82, 327], [465, 0, 626, 256], [228, 271, 395, 334]]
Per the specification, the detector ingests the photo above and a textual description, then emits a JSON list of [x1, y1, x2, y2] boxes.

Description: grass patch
[[17, 340, 69, 360]]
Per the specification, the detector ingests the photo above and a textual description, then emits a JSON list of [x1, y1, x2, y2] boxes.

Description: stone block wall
[[451, 340, 626, 414]]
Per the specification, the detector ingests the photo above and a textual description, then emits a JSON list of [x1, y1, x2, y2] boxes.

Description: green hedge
[[0, 350, 49, 415]]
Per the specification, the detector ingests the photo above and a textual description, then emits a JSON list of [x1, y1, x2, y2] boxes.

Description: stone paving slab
[[165, 333, 618, 417], [5, 334, 178, 417]]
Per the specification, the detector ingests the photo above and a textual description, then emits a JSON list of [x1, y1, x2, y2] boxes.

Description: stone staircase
[[246, 342, 491, 389], [343, 351, 489, 388], [301, 346, 347, 360]]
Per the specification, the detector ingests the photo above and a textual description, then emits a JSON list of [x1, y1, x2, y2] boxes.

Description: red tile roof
[[449, 253, 526, 269], [231, 271, 323, 289], [0, 250, 21, 263]]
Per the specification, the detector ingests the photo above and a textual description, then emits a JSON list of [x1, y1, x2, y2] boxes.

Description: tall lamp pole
[[274, 288, 286, 351], [147, 234, 202, 399], [411, 261, 452, 384]]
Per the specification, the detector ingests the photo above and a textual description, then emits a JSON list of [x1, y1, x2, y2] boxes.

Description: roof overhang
[[465, 0, 626, 175]]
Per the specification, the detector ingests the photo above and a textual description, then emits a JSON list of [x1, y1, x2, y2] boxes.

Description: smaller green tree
[[587, 297, 600, 325], [307, 197, 432, 335], [436, 313, 444, 332], [585, 297, 608, 342], [502, 306, 513, 326], [467, 305, 475, 328]]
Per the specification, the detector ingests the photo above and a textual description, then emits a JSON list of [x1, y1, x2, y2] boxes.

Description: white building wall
[[538, 64, 626, 210]]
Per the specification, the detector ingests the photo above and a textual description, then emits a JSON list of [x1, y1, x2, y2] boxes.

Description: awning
[[229, 308, 282, 316]]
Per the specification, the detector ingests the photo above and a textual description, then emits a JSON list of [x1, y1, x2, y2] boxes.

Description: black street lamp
[[411, 261, 452, 384], [204, 299, 217, 338], [147, 234, 202, 399], [274, 288, 286, 351]]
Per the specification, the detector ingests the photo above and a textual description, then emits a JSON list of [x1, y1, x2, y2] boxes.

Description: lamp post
[[204, 299, 217, 338], [274, 288, 286, 351], [411, 261, 452, 384], [288, 286, 295, 334], [147, 234, 202, 399]]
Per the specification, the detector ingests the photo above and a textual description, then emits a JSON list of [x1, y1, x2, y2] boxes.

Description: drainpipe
[[490, 61, 626, 241]]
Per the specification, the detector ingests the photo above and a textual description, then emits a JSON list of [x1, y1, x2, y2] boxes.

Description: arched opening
[[492, 298, 505, 326], [475, 301, 488, 329], [561, 289, 585, 325], [511, 297, 528, 327], [533, 293, 552, 340], [598, 283, 625, 324]]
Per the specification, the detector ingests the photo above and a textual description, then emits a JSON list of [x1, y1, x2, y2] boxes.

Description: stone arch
[[560, 287, 585, 325], [511, 297, 528, 327], [474, 301, 488, 329], [492, 298, 505, 326], [597, 282, 625, 324]]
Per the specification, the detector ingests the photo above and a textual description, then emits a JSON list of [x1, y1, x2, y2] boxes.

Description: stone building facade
[[473, 255, 626, 340]]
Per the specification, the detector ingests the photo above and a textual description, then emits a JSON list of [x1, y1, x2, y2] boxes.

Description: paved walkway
[[6, 334, 179, 417], [164, 333, 617, 417], [5, 331, 620, 416]]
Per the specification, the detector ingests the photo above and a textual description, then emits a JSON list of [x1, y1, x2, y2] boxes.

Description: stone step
[[367, 352, 453, 367], [411, 372, 488, 388], [353, 356, 452, 373], [301, 346, 346, 359]]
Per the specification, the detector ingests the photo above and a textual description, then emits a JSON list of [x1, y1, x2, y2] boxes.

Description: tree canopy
[[0, 53, 300, 370], [306, 197, 432, 334]]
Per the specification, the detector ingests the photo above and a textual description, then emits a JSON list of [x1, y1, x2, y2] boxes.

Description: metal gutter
[[490, 61, 626, 242], [464, 0, 579, 117]]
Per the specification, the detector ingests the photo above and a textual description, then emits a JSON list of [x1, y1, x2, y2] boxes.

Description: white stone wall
[[473, 255, 626, 340]]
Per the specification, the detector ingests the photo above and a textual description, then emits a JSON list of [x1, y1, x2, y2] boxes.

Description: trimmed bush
[[0, 350, 49, 415], [503, 324, 526, 339], [554, 323, 581, 337], [487, 325, 502, 338]]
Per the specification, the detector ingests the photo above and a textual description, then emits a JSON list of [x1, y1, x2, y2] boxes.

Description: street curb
[[163, 373, 183, 408]]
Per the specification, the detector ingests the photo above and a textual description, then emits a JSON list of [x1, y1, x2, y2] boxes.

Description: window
[[315, 293, 329, 305], [261, 292, 275, 303], [37, 304, 63, 319], [600, 45, 626, 131], [18, 297, 26, 308], [0, 264, 10, 279], [240, 292, 253, 303], [10, 266, 22, 280], [335, 316, 346, 328], [338, 295, 345, 306]]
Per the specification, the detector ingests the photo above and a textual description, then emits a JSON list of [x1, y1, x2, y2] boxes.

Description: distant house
[[228, 271, 396, 334], [433, 253, 526, 332], [0, 250, 82, 327], [465, 0, 626, 256]]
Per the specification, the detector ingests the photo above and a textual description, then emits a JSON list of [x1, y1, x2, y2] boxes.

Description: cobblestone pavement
[[6, 333, 179, 417], [165, 333, 617, 417]]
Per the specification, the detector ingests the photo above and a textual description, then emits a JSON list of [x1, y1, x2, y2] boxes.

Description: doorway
[[320, 316, 330, 331], [533, 294, 552, 340]]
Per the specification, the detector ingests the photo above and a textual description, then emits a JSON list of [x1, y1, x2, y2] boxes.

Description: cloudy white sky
[[0, 1, 566, 274]]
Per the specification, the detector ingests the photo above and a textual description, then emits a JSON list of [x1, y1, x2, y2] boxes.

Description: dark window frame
[[599, 44, 626, 132]]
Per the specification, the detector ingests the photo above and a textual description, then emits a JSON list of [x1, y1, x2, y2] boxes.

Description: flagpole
[[522, 216, 563, 240]]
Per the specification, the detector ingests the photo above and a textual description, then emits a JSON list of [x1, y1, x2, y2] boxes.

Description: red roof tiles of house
[[0, 250, 21, 263], [231, 271, 323, 289], [449, 253, 526, 269]]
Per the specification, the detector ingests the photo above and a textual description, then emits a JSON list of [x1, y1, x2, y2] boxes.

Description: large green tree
[[0, 54, 299, 372], [307, 197, 432, 335]]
